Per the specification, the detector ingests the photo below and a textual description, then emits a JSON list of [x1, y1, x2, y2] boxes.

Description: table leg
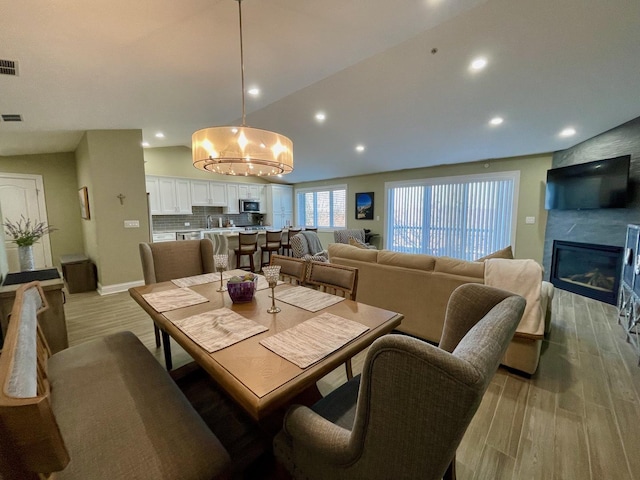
[[161, 330, 173, 371]]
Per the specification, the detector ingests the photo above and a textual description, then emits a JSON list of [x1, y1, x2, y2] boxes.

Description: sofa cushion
[[328, 243, 378, 263], [475, 245, 514, 261], [377, 250, 436, 272], [434, 257, 485, 278]]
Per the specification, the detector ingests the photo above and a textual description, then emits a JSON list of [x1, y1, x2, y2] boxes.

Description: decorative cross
[[117, 194, 126, 205]]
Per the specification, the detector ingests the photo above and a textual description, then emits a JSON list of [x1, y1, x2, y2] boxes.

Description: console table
[[618, 224, 640, 364]]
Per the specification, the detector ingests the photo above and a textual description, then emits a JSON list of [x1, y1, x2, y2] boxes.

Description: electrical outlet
[[124, 220, 139, 228], [184, 222, 190, 226]]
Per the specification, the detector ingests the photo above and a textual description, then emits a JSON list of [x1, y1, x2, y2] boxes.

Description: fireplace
[[550, 240, 623, 304]]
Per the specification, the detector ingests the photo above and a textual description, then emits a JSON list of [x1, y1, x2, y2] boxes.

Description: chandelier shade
[[192, 0, 293, 176], [192, 126, 293, 176]]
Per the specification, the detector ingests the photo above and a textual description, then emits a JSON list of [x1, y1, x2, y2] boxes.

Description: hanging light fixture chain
[[237, 0, 246, 126]]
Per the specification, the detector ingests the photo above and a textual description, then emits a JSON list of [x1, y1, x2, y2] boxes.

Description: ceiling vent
[[0, 59, 18, 76], [1, 114, 22, 122]]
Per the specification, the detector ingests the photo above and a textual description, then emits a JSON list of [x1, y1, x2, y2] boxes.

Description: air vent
[[0, 59, 18, 76], [1, 114, 22, 122]]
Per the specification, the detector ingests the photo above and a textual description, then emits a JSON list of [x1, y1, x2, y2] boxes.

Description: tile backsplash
[[152, 206, 263, 231]]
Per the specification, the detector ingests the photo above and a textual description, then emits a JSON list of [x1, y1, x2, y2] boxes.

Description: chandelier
[[192, 0, 293, 176]]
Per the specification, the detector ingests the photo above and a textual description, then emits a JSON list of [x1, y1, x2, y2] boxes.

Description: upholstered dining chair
[[274, 283, 525, 480], [139, 238, 215, 370], [270, 254, 307, 285]]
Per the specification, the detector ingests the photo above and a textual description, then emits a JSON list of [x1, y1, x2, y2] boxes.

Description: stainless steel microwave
[[240, 199, 260, 213]]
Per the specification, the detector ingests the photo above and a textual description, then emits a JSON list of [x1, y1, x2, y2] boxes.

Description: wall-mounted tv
[[545, 155, 631, 210]]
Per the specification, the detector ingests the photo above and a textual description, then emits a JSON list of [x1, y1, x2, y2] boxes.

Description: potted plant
[[3, 216, 56, 271]]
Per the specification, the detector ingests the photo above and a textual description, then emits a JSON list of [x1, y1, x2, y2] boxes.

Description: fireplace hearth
[[550, 240, 623, 304]]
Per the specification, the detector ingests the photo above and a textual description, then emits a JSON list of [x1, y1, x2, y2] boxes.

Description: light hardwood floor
[[64, 288, 640, 479]]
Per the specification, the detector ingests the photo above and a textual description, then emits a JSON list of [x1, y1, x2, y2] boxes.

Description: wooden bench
[[0, 282, 231, 480]]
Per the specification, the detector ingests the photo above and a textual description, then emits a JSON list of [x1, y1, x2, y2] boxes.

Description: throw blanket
[[484, 259, 544, 338], [301, 231, 325, 255]]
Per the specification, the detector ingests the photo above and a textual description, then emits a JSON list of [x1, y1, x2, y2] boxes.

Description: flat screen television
[[545, 155, 631, 210]]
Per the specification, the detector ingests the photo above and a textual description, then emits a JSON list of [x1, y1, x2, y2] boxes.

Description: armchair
[[274, 283, 525, 480], [290, 231, 329, 263], [333, 229, 376, 249]]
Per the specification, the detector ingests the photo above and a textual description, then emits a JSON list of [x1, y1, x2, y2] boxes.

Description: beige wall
[[143, 146, 271, 184], [0, 152, 85, 267], [294, 153, 552, 263]]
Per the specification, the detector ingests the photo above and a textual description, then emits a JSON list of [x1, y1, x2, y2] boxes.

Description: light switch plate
[[124, 220, 140, 228], [525, 216, 535, 224]]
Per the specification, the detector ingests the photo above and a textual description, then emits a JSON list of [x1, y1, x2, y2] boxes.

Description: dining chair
[[260, 230, 282, 267], [234, 232, 259, 272], [269, 254, 307, 285], [274, 284, 526, 480], [281, 228, 301, 256], [139, 239, 215, 370]]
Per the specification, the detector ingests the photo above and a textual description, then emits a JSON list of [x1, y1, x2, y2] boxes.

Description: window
[[385, 172, 519, 260], [295, 185, 347, 228]]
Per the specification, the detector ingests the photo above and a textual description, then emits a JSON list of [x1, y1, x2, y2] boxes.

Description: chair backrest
[[334, 229, 365, 244], [306, 261, 358, 299], [283, 228, 301, 246], [264, 230, 283, 246], [139, 239, 215, 284], [202, 232, 229, 256], [340, 284, 525, 479], [270, 254, 307, 284], [237, 232, 258, 249]]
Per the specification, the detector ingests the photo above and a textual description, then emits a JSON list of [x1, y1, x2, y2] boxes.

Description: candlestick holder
[[214, 254, 228, 292], [262, 265, 281, 313]]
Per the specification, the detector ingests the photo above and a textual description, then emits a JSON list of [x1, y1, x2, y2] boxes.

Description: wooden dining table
[[129, 275, 402, 421]]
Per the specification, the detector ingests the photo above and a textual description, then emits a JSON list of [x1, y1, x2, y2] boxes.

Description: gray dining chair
[[269, 254, 307, 285], [274, 283, 525, 480]]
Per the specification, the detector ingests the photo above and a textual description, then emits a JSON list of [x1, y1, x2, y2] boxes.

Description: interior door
[[0, 173, 53, 272]]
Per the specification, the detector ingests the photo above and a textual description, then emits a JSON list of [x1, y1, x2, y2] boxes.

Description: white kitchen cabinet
[[238, 184, 264, 200], [265, 184, 293, 229], [225, 184, 240, 214], [146, 176, 192, 215], [191, 180, 228, 206]]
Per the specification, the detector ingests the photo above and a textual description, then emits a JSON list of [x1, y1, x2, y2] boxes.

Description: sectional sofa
[[327, 243, 553, 374]]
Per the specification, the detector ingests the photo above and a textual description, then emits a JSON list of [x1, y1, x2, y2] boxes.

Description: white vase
[[18, 245, 35, 271]]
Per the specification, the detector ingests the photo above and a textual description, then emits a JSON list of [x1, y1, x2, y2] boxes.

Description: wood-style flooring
[[64, 287, 640, 479]]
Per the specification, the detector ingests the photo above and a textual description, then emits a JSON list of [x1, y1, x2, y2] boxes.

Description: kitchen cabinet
[[191, 180, 228, 206], [238, 184, 264, 201], [225, 184, 240, 214], [146, 176, 192, 215], [265, 184, 293, 229]]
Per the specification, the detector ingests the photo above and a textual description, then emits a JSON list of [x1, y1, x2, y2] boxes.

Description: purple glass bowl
[[227, 277, 258, 303]]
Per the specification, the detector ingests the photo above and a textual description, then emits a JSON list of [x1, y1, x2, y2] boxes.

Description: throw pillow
[[475, 245, 514, 262], [348, 237, 368, 249]]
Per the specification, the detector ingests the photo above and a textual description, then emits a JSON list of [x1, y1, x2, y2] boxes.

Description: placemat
[[171, 273, 220, 288], [273, 286, 345, 312], [141, 288, 209, 312], [260, 312, 369, 368], [171, 308, 268, 353]]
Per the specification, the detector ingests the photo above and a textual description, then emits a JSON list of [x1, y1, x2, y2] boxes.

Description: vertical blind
[[385, 172, 518, 260], [296, 186, 346, 228]]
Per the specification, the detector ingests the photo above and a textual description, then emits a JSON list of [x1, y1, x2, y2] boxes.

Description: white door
[[0, 173, 53, 272]]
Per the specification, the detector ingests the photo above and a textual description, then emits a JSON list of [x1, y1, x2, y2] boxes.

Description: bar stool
[[281, 228, 301, 256], [234, 232, 259, 272], [261, 230, 282, 267]]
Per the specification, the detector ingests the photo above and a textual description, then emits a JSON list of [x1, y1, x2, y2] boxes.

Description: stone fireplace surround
[[543, 116, 640, 285]]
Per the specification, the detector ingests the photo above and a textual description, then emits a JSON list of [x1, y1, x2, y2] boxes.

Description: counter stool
[[234, 232, 259, 272], [261, 230, 282, 267], [281, 228, 301, 256]]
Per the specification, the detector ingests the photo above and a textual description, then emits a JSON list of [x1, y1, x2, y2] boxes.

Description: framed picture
[[356, 192, 374, 220], [79, 186, 90, 220]]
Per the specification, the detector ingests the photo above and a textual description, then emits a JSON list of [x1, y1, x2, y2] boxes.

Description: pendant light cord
[[237, 0, 246, 126]]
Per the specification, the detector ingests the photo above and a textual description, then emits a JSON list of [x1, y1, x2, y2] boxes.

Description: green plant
[[3, 216, 56, 247]]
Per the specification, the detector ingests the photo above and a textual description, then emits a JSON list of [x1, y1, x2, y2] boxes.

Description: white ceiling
[[1, 0, 639, 183]]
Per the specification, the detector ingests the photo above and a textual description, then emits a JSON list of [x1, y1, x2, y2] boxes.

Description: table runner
[[171, 307, 268, 353], [259, 312, 369, 368], [141, 287, 209, 312], [273, 286, 345, 312]]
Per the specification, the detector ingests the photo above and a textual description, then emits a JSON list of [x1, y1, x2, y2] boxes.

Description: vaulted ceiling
[[1, 0, 639, 183]]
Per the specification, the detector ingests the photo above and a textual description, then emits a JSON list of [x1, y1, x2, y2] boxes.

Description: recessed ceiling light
[[559, 127, 576, 137], [315, 112, 326, 122], [141, 142, 150, 148], [155, 132, 165, 138], [469, 57, 487, 71], [489, 117, 503, 126], [355, 144, 365, 153], [247, 87, 260, 96]]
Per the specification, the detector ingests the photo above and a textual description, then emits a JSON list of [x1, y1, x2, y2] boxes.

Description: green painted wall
[[0, 152, 85, 267], [294, 153, 552, 263]]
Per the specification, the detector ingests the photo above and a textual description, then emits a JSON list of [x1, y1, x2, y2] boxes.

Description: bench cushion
[[47, 331, 229, 480]]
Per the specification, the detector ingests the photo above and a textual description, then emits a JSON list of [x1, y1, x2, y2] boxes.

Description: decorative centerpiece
[[3, 216, 56, 271], [227, 273, 258, 303]]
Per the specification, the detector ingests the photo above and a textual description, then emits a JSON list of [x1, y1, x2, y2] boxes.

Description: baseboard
[[98, 279, 145, 295]]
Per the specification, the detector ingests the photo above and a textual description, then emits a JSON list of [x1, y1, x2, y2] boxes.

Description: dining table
[[129, 270, 403, 421]]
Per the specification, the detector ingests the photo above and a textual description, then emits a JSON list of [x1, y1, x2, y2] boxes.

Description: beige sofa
[[328, 243, 553, 374]]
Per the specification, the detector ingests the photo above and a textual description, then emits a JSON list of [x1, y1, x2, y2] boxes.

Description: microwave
[[240, 199, 261, 213]]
